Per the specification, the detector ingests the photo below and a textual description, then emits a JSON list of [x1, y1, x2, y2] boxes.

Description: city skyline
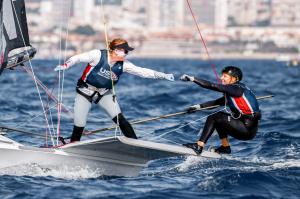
[[25, 0, 300, 59], [26, 0, 300, 30]]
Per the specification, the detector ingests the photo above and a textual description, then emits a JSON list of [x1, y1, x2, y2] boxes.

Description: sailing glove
[[154, 72, 175, 81], [180, 74, 194, 82], [186, 104, 202, 113], [54, 57, 75, 71], [164, 74, 175, 81], [54, 63, 69, 71]]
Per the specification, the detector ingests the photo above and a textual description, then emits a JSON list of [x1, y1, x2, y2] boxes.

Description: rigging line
[[0, 13, 3, 65], [0, 126, 45, 138], [185, 0, 220, 83], [100, 0, 121, 137], [46, 88, 57, 143], [15, 104, 57, 129], [46, 96, 54, 147], [11, 2, 55, 146], [44, 27, 69, 141], [136, 128, 181, 145], [21, 66, 58, 144], [21, 66, 74, 117], [85, 95, 273, 135], [50, 86, 59, 139], [55, 1, 68, 145], [43, 96, 55, 146], [154, 108, 226, 140], [56, 2, 72, 145], [56, 18, 63, 146]]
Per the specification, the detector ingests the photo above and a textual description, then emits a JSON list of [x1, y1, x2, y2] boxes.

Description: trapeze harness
[[72, 49, 137, 140], [76, 49, 123, 103], [193, 78, 261, 142]]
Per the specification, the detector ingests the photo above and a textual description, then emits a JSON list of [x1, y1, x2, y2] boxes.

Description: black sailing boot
[[112, 113, 137, 139], [215, 145, 231, 154], [70, 125, 84, 142], [183, 143, 203, 155]]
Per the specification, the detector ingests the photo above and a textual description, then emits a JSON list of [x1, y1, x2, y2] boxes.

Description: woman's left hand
[[180, 74, 194, 82]]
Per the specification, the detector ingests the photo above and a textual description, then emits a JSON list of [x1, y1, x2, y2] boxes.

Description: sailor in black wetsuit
[[180, 66, 261, 154]]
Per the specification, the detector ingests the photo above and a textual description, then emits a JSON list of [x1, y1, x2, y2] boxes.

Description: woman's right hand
[[154, 72, 174, 81], [54, 57, 74, 71], [164, 74, 174, 81], [54, 63, 68, 71]]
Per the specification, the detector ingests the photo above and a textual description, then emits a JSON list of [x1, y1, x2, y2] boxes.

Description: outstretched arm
[[193, 78, 243, 97], [180, 74, 243, 97], [123, 61, 174, 81], [55, 49, 101, 71]]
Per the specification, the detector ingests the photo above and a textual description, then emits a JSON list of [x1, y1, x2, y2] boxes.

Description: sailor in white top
[[55, 38, 174, 142]]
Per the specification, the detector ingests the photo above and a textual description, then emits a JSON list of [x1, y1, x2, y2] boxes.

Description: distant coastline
[[35, 52, 299, 61], [130, 52, 300, 60]]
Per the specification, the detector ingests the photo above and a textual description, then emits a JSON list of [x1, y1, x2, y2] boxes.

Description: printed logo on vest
[[98, 68, 118, 80]]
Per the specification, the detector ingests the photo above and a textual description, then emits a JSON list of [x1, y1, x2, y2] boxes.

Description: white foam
[[0, 163, 105, 180], [176, 156, 208, 172], [197, 176, 216, 190], [176, 153, 300, 175], [236, 159, 300, 173], [285, 143, 299, 157], [270, 159, 300, 169]]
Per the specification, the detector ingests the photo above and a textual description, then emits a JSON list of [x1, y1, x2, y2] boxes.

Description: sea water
[[0, 59, 299, 199]]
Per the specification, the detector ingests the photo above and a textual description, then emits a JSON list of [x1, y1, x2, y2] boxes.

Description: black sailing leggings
[[199, 112, 259, 143]]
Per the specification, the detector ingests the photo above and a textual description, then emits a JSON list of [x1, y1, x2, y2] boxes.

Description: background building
[[185, 0, 228, 28], [146, 0, 185, 31], [271, 0, 300, 27], [24, 0, 300, 59]]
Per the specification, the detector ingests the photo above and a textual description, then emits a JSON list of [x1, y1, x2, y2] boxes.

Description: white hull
[[0, 135, 220, 177]]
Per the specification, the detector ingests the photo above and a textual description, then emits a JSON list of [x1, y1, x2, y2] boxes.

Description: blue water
[[0, 59, 299, 199]]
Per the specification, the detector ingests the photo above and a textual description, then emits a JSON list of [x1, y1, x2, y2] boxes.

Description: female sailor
[[180, 66, 261, 154], [55, 38, 174, 142]]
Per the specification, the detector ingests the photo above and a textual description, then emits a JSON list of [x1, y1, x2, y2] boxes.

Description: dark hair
[[222, 66, 243, 81]]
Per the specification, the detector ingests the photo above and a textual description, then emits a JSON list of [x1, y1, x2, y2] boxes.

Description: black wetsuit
[[193, 78, 261, 143]]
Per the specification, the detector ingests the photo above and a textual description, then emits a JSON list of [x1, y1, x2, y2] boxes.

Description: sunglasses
[[115, 48, 128, 54]]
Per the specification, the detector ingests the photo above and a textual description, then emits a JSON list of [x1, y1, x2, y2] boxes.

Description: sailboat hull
[[0, 135, 220, 177], [0, 146, 143, 177]]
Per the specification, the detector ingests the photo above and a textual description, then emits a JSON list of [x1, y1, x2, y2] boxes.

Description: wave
[[0, 163, 106, 180]]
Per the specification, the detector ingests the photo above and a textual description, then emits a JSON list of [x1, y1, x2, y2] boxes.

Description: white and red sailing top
[[65, 49, 171, 81]]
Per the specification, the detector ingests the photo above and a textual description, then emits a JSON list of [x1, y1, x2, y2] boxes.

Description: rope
[[134, 127, 183, 145], [22, 67, 58, 146], [100, 0, 121, 137], [11, 2, 55, 146], [15, 104, 57, 129], [0, 13, 3, 65], [185, 0, 220, 83], [136, 108, 226, 145], [56, 2, 72, 145], [56, 22, 63, 146], [21, 66, 70, 143], [153, 108, 226, 141], [21, 66, 73, 117], [22, 64, 73, 144], [56, 2, 64, 146], [45, 97, 55, 147]]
